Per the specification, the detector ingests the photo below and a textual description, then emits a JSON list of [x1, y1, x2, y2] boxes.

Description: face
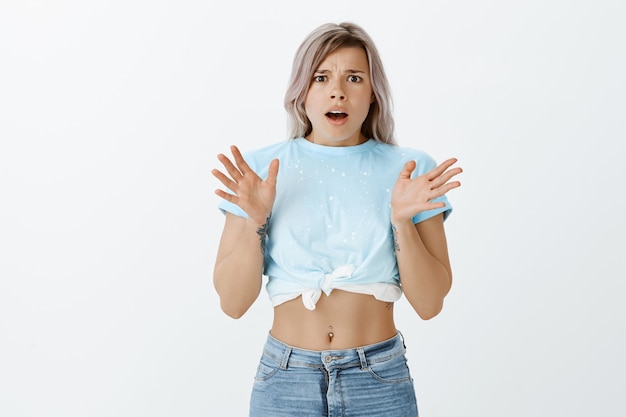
[[304, 46, 374, 147]]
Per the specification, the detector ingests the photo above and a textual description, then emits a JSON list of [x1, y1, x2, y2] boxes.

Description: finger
[[230, 145, 254, 175], [440, 181, 461, 194], [214, 188, 239, 204], [427, 158, 458, 181], [430, 180, 461, 198], [416, 201, 447, 213], [431, 166, 463, 188], [397, 160, 416, 180], [427, 201, 447, 210], [211, 168, 238, 191], [265, 158, 280, 188], [217, 153, 243, 181]]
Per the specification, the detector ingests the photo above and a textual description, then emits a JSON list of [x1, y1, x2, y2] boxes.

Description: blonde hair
[[284, 22, 396, 145]]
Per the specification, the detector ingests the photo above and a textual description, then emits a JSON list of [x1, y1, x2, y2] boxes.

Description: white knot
[[321, 264, 356, 293], [301, 264, 356, 311]]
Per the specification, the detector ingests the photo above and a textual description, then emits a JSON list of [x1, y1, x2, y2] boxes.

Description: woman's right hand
[[212, 145, 279, 225]]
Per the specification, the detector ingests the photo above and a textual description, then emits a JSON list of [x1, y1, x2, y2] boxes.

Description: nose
[[329, 80, 346, 100]]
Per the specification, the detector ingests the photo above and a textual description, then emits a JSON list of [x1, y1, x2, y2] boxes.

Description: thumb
[[265, 158, 280, 187], [397, 160, 416, 180]]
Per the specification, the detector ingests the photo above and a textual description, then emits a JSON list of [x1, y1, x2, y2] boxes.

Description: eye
[[313, 75, 327, 82], [348, 75, 362, 82]]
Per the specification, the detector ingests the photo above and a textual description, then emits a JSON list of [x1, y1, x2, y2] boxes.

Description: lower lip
[[326, 115, 349, 126]]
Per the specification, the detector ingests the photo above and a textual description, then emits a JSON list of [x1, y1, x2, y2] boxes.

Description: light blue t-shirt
[[218, 138, 452, 309]]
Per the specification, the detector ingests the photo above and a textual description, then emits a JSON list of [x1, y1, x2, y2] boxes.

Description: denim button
[[324, 355, 332, 363]]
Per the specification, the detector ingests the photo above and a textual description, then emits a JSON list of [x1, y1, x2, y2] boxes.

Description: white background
[[1, 1, 625, 416]]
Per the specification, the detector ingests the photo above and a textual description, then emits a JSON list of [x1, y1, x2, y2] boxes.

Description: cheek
[[354, 88, 373, 106], [358, 95, 374, 116], [303, 91, 318, 113]]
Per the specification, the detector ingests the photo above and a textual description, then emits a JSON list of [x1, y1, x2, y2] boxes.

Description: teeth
[[329, 111, 344, 114]]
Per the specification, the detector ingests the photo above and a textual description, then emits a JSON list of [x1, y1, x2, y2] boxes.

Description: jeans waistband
[[263, 331, 407, 371]]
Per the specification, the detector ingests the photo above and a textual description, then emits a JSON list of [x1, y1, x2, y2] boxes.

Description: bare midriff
[[270, 290, 397, 351]]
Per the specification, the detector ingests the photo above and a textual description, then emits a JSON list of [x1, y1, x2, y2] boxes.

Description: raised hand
[[390, 158, 462, 223], [212, 145, 279, 225]]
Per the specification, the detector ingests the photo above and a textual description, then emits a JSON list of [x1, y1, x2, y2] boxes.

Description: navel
[[328, 325, 334, 341]]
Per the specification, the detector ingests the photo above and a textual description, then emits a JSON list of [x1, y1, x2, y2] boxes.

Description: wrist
[[245, 212, 272, 255], [246, 212, 271, 227], [390, 210, 413, 227], [391, 219, 414, 232], [246, 208, 272, 226]]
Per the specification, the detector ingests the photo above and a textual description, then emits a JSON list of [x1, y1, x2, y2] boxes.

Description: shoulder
[[240, 139, 294, 171], [242, 139, 292, 159], [371, 141, 438, 172]]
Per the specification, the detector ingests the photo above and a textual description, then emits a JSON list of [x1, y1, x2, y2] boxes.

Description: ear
[[370, 93, 376, 103]]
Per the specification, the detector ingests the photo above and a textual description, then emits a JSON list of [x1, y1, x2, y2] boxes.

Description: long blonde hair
[[284, 22, 396, 145]]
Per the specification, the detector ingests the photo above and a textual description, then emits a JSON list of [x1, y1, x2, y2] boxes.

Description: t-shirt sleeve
[[409, 151, 453, 224], [217, 197, 249, 218]]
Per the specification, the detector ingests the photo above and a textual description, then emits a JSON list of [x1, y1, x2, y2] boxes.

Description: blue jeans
[[249, 332, 418, 416]]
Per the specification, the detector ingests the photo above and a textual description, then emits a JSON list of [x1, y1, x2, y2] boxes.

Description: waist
[[262, 331, 407, 369], [271, 290, 397, 350]]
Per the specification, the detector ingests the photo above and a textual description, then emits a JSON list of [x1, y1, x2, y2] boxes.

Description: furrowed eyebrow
[[314, 69, 367, 74]]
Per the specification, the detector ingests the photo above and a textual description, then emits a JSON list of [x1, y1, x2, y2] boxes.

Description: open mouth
[[326, 111, 348, 120]]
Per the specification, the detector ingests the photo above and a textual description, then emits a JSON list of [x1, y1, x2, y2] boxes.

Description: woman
[[212, 21, 462, 416]]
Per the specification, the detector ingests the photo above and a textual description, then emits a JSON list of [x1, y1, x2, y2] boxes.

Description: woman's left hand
[[390, 158, 462, 223]]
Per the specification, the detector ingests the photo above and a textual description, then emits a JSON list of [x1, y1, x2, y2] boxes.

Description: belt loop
[[357, 347, 367, 370], [280, 346, 292, 370]]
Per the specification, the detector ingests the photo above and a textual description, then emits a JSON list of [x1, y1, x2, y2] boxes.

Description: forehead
[[316, 46, 369, 70]]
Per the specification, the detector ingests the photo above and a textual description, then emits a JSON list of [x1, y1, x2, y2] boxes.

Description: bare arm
[[390, 158, 462, 320], [212, 146, 279, 318], [392, 214, 452, 319]]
